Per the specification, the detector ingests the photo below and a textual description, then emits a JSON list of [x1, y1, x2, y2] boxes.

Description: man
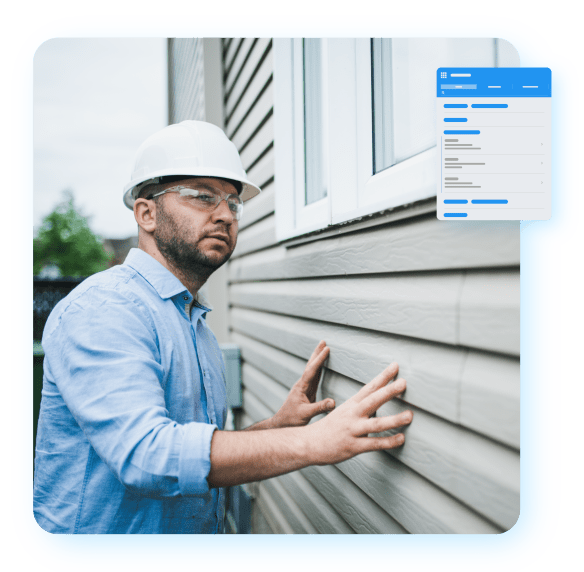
[[33, 120, 413, 534]]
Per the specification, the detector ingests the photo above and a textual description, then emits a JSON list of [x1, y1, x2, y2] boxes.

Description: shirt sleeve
[[42, 285, 216, 499]]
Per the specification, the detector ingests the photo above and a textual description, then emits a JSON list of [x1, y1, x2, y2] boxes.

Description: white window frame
[[274, 39, 331, 240], [333, 39, 436, 226], [275, 38, 503, 241]]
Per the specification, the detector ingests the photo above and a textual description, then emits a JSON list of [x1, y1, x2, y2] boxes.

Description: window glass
[[303, 39, 327, 205], [371, 39, 393, 174], [372, 39, 496, 173]]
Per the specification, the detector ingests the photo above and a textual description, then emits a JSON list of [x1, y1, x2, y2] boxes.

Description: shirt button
[[183, 296, 189, 301]]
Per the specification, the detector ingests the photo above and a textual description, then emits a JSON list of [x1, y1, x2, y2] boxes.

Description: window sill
[[282, 196, 436, 249]]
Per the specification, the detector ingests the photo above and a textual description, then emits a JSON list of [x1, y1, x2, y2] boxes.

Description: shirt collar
[[124, 248, 213, 311], [194, 286, 213, 310]]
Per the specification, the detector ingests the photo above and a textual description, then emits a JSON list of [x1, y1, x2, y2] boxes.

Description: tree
[[33, 190, 113, 277]]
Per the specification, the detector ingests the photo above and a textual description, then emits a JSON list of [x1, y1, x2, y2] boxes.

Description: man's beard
[[154, 201, 233, 281]]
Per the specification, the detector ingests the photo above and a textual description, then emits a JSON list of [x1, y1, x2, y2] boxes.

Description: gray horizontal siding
[[246, 146, 274, 190], [300, 464, 408, 534], [459, 351, 520, 447], [254, 481, 296, 533], [323, 370, 518, 529], [226, 40, 272, 124], [275, 471, 354, 534], [251, 498, 275, 533], [230, 321, 519, 449], [240, 388, 352, 533], [229, 215, 519, 281], [239, 113, 273, 172], [222, 37, 275, 204], [240, 354, 503, 534], [229, 270, 519, 355], [239, 182, 275, 231], [232, 213, 277, 258], [239, 361, 406, 534], [230, 273, 464, 344], [335, 449, 501, 533], [230, 81, 273, 151], [261, 477, 317, 533], [459, 271, 520, 355], [223, 38, 243, 79], [237, 330, 519, 530], [224, 38, 257, 98]]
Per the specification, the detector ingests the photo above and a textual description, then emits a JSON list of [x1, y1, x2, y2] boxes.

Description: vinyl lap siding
[[224, 38, 273, 190], [221, 38, 520, 534]]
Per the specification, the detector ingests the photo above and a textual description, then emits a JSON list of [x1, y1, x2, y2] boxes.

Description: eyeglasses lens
[[176, 187, 243, 220]]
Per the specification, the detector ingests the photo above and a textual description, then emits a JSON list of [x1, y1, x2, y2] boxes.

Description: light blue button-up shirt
[[33, 248, 227, 534]]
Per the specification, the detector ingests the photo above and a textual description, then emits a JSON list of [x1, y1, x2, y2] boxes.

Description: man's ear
[[134, 198, 157, 233]]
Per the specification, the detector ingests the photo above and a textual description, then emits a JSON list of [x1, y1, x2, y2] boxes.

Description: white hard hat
[[123, 120, 261, 209]]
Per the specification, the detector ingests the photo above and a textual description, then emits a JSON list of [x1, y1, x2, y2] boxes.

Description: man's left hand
[[271, 340, 335, 428]]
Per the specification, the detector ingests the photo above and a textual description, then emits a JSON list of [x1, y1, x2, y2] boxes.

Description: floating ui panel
[[436, 68, 551, 220]]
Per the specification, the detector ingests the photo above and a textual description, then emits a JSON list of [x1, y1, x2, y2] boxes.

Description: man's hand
[[271, 340, 335, 428], [208, 361, 413, 488], [304, 362, 413, 466]]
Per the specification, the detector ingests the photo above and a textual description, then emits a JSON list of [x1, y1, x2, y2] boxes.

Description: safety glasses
[[147, 185, 243, 221]]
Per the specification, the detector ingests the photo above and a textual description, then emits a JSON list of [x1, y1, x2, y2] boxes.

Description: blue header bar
[[437, 68, 551, 97]]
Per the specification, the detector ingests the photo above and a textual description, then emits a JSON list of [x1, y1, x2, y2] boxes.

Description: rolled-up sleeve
[[179, 422, 217, 495], [42, 285, 216, 498]]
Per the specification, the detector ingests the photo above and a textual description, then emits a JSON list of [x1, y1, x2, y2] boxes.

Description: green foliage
[[33, 190, 113, 277]]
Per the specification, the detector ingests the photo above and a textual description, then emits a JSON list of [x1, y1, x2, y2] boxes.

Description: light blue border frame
[[12, 16, 578, 572]]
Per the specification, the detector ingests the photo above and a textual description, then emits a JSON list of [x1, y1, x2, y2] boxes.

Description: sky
[[33, 38, 167, 239]]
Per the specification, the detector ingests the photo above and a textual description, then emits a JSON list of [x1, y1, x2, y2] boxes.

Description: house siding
[[170, 37, 520, 534]]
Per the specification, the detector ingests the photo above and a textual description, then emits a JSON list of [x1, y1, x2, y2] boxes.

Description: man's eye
[[195, 193, 216, 203], [227, 201, 240, 213]]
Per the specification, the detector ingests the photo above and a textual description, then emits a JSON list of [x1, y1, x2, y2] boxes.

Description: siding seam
[[456, 348, 469, 425], [455, 269, 466, 347]]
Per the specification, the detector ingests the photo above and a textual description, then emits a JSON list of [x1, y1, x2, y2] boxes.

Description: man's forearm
[[207, 426, 312, 487], [207, 367, 413, 490]]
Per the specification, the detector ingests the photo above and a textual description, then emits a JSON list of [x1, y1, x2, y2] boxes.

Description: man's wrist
[[298, 423, 318, 467]]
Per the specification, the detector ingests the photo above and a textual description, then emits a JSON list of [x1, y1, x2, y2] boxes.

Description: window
[[302, 39, 327, 206], [274, 38, 519, 241]]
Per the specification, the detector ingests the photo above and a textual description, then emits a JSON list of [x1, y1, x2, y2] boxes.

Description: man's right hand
[[304, 363, 413, 466]]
